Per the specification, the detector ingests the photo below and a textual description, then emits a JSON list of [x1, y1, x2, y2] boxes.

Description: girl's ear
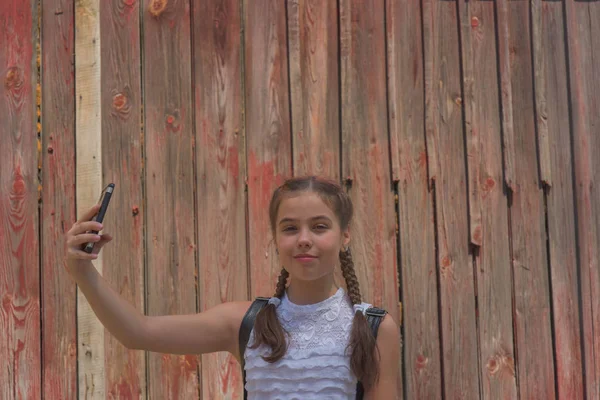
[[341, 227, 351, 249]]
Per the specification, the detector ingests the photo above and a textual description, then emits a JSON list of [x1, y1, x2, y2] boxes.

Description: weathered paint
[[143, 0, 198, 397], [41, 0, 77, 398], [244, 0, 293, 299], [193, 0, 247, 397], [100, 0, 147, 397]]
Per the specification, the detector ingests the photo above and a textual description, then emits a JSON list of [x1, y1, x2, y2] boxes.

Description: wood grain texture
[[458, 1, 518, 399], [0, 1, 41, 399], [531, 0, 551, 188], [495, 0, 516, 192], [503, 2, 555, 398], [193, 0, 247, 398], [535, 1, 584, 398], [40, 0, 77, 398], [387, 0, 437, 398], [339, 0, 399, 324], [244, 0, 292, 298], [565, 1, 600, 398], [287, 0, 344, 290], [143, 0, 199, 398], [100, 0, 146, 398], [75, 0, 105, 397], [288, 0, 339, 178], [423, 1, 480, 398]]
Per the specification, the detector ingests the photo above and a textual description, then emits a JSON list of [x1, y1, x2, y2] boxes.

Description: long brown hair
[[248, 176, 381, 389]]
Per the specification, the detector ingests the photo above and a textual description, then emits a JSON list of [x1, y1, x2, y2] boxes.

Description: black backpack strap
[[356, 307, 388, 400], [239, 297, 269, 400]]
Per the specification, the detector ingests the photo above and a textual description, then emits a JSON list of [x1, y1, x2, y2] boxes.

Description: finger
[[68, 248, 98, 260], [68, 233, 102, 247], [72, 221, 104, 236], [99, 233, 113, 242], [77, 204, 101, 224]]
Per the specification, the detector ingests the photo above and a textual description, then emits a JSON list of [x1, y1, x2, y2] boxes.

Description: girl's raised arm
[[66, 204, 250, 358]]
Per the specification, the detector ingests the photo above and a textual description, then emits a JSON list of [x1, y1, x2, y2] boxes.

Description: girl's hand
[[65, 204, 113, 270]]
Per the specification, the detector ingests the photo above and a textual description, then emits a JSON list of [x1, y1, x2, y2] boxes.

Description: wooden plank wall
[[1, 0, 599, 399]]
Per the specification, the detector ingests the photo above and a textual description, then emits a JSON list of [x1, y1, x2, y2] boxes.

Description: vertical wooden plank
[[533, 1, 584, 398], [387, 0, 436, 397], [565, 1, 600, 398], [459, 1, 518, 399], [100, 0, 146, 398], [501, 1, 555, 398], [339, 0, 399, 327], [193, 0, 247, 398], [495, 0, 516, 191], [422, 0, 481, 398], [287, 0, 344, 289], [41, 0, 77, 397], [531, 0, 551, 188], [288, 0, 340, 178], [0, 1, 41, 399], [245, 0, 292, 298], [75, 0, 105, 397], [143, 0, 199, 398]]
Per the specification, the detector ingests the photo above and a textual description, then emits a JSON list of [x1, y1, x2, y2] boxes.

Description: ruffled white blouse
[[244, 288, 372, 399]]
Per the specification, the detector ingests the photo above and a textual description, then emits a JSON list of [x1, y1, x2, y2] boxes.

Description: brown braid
[[274, 268, 289, 298], [339, 247, 361, 305], [248, 268, 289, 361], [340, 247, 380, 390]]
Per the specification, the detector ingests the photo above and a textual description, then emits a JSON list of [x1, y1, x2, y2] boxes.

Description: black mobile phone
[[83, 183, 115, 254]]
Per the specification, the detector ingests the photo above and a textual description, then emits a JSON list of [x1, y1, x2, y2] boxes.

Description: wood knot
[[5, 66, 23, 90], [416, 354, 428, 370], [454, 96, 462, 106], [165, 113, 181, 132], [47, 145, 54, 154], [149, 0, 167, 16], [123, 0, 136, 7], [112, 93, 128, 111], [132, 205, 139, 216], [482, 177, 496, 193], [471, 17, 479, 28], [441, 256, 452, 270]]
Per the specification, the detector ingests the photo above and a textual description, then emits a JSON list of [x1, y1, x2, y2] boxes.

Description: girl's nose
[[297, 229, 312, 248]]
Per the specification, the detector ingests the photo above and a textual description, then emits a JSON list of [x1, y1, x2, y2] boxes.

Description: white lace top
[[244, 288, 372, 400]]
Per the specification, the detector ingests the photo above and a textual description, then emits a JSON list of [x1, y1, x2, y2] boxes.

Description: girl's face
[[275, 192, 350, 283]]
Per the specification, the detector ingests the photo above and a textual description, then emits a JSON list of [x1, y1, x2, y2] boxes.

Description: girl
[[66, 176, 400, 399]]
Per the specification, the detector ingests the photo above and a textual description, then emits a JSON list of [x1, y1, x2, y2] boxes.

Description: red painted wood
[[534, 1, 584, 398], [40, 0, 77, 398], [287, 0, 345, 290], [143, 0, 199, 398], [503, 2, 555, 398], [100, 0, 146, 397], [339, 0, 399, 328], [457, 1, 518, 399], [565, 1, 600, 398], [288, 0, 339, 179], [422, 1, 481, 398], [193, 0, 247, 398], [496, 0, 516, 192], [244, 0, 292, 298], [387, 0, 436, 398], [0, 1, 41, 399]]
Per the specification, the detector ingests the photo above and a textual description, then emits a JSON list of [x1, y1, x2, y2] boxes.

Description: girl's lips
[[294, 256, 317, 263]]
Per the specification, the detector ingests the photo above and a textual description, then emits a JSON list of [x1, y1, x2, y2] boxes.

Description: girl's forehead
[[277, 192, 336, 219]]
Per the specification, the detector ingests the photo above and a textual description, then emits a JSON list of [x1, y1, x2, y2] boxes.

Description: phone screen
[[83, 183, 115, 253]]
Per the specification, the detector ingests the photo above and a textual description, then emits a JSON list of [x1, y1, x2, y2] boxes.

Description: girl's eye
[[314, 224, 328, 230], [282, 226, 297, 232]]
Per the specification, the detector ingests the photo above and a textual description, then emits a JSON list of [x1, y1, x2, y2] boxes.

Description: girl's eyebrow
[[278, 215, 333, 225]]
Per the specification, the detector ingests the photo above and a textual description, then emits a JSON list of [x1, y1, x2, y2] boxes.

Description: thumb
[[92, 233, 113, 254]]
